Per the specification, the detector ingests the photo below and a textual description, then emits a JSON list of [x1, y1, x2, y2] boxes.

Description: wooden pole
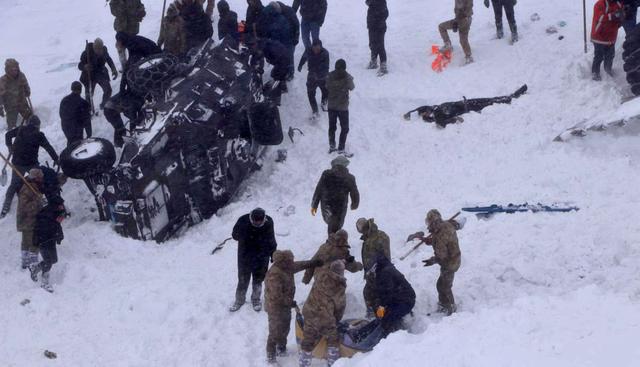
[[0, 151, 42, 196]]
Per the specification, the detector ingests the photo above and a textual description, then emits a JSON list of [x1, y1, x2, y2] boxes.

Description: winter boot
[[326, 346, 340, 366], [276, 345, 287, 357], [439, 42, 452, 53], [511, 31, 519, 44], [229, 289, 246, 312], [267, 352, 277, 364], [0, 207, 9, 219], [377, 62, 388, 77], [592, 72, 602, 81], [328, 145, 337, 154], [251, 283, 263, 312], [41, 271, 54, 293], [21, 251, 30, 270], [29, 262, 41, 282], [605, 68, 615, 77], [298, 350, 312, 367], [28, 251, 39, 268], [367, 58, 378, 70], [464, 55, 474, 65], [496, 27, 504, 39]]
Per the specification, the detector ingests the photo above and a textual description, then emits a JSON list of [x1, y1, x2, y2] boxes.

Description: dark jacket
[[245, 2, 265, 34], [366, 0, 389, 29], [326, 69, 355, 111], [35, 199, 65, 248], [311, 165, 359, 212], [292, 0, 328, 24], [117, 33, 161, 65], [218, 5, 240, 41], [278, 1, 300, 46], [182, 3, 214, 50], [59, 92, 92, 141], [301, 47, 329, 81], [78, 44, 117, 82], [373, 257, 416, 308], [232, 213, 278, 265], [6, 125, 58, 166], [258, 5, 292, 46]]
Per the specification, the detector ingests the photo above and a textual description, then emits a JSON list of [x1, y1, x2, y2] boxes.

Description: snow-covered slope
[[1, 1, 640, 366]]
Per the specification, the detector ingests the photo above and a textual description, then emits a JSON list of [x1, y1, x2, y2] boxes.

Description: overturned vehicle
[[60, 39, 284, 242]]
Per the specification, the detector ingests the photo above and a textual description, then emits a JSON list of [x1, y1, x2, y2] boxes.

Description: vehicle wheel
[[60, 138, 116, 179], [126, 54, 179, 97], [623, 33, 640, 96]]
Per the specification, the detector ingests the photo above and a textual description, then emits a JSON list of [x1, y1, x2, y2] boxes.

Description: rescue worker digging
[[0, 58, 32, 130]]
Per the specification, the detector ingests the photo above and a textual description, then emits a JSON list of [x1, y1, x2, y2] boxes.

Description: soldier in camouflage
[[299, 260, 347, 367], [0, 59, 32, 130], [109, 0, 147, 67], [302, 229, 363, 285], [422, 209, 461, 315], [356, 217, 390, 316], [264, 250, 320, 364], [438, 0, 474, 64]]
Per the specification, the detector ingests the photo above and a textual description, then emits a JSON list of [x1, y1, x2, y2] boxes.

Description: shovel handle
[[0, 151, 41, 196]]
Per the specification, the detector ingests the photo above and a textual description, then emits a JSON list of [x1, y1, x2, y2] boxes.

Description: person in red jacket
[[591, 0, 625, 80]]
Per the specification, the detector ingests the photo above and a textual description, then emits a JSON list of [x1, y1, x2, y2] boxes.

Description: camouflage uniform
[[109, 0, 146, 35], [300, 260, 346, 366], [302, 230, 363, 285], [0, 59, 31, 130], [16, 169, 43, 268], [158, 4, 187, 56], [356, 218, 391, 311], [264, 250, 317, 361], [425, 209, 461, 315], [438, 0, 473, 58]]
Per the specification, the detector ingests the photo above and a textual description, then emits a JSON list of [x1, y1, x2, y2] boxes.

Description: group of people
[[226, 155, 462, 366]]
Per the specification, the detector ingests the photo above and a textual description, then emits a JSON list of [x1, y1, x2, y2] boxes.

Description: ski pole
[[0, 151, 42, 197], [399, 212, 460, 261]]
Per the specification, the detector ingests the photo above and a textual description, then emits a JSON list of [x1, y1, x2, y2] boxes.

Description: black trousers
[[321, 203, 347, 234], [235, 257, 269, 302], [38, 241, 58, 273], [328, 110, 349, 150], [368, 26, 387, 63], [306, 76, 328, 113], [82, 73, 113, 108], [491, 0, 517, 34], [381, 299, 415, 337], [592, 43, 615, 75]]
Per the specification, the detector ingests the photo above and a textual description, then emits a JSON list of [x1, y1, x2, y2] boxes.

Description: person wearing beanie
[[16, 168, 45, 269], [366, 0, 389, 76], [78, 38, 118, 110], [229, 208, 278, 312], [325, 59, 355, 153], [300, 258, 348, 367], [0, 58, 32, 130], [298, 39, 330, 119], [311, 156, 359, 234], [59, 81, 92, 147], [158, 3, 187, 56], [2, 115, 58, 218]]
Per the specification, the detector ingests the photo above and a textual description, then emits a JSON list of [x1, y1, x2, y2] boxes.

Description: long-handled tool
[[399, 212, 460, 261], [211, 237, 234, 255], [0, 151, 42, 197], [0, 115, 27, 186], [85, 40, 97, 116]]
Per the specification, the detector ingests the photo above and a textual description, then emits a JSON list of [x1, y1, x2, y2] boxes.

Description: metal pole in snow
[[583, 0, 588, 54]]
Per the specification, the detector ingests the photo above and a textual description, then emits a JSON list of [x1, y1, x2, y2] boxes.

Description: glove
[[111, 69, 119, 80], [311, 208, 317, 216], [484, 0, 489, 8], [376, 306, 385, 318], [312, 259, 323, 267], [350, 203, 357, 210], [452, 21, 459, 33], [291, 300, 298, 308], [424, 236, 433, 245], [346, 255, 355, 263], [298, 64, 303, 72], [0, 106, 4, 117], [423, 258, 437, 267]]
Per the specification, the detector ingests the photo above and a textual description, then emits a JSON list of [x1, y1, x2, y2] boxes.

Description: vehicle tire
[[126, 54, 179, 97], [623, 32, 640, 96], [60, 138, 116, 179]]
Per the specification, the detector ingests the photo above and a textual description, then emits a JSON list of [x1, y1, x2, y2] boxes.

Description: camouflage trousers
[[266, 308, 291, 357], [436, 268, 456, 308], [301, 321, 339, 352], [4, 103, 31, 130], [438, 17, 472, 57], [21, 230, 38, 253]]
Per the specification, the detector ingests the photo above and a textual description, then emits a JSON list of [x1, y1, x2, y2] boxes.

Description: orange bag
[[431, 45, 452, 73]]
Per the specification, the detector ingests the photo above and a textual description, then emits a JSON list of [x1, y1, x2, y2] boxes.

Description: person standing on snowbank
[[29, 195, 66, 293], [0, 58, 31, 131], [299, 260, 347, 367], [590, 0, 624, 81], [438, 0, 474, 64], [109, 0, 147, 68], [298, 39, 329, 119], [264, 250, 321, 364], [325, 59, 355, 154], [422, 209, 461, 316], [484, 0, 518, 43], [366, 0, 389, 76], [230, 208, 278, 312], [311, 155, 359, 234]]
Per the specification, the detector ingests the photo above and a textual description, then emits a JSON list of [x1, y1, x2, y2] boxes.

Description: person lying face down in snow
[[403, 84, 527, 128]]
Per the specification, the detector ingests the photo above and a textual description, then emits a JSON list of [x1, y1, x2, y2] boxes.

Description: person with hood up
[[0, 58, 32, 130], [311, 155, 359, 234], [217, 0, 240, 45], [325, 59, 355, 154], [299, 260, 347, 367], [180, 0, 214, 50], [2, 115, 58, 218], [355, 217, 390, 316], [264, 250, 321, 364]]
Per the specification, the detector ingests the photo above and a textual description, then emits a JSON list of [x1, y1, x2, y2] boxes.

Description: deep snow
[[1, 1, 640, 366]]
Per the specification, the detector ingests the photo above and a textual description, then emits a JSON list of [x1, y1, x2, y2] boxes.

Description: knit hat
[[4, 58, 19, 74], [356, 218, 369, 234], [26, 168, 44, 182], [330, 260, 345, 276], [312, 39, 323, 47], [268, 1, 281, 13], [27, 115, 41, 127], [335, 59, 346, 71], [332, 229, 348, 243], [330, 155, 349, 168], [71, 81, 82, 93]]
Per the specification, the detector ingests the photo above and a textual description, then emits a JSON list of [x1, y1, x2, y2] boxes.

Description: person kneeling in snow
[[403, 84, 527, 128], [299, 260, 347, 367], [422, 209, 461, 316], [264, 250, 322, 364], [29, 196, 66, 293], [369, 256, 415, 337]]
